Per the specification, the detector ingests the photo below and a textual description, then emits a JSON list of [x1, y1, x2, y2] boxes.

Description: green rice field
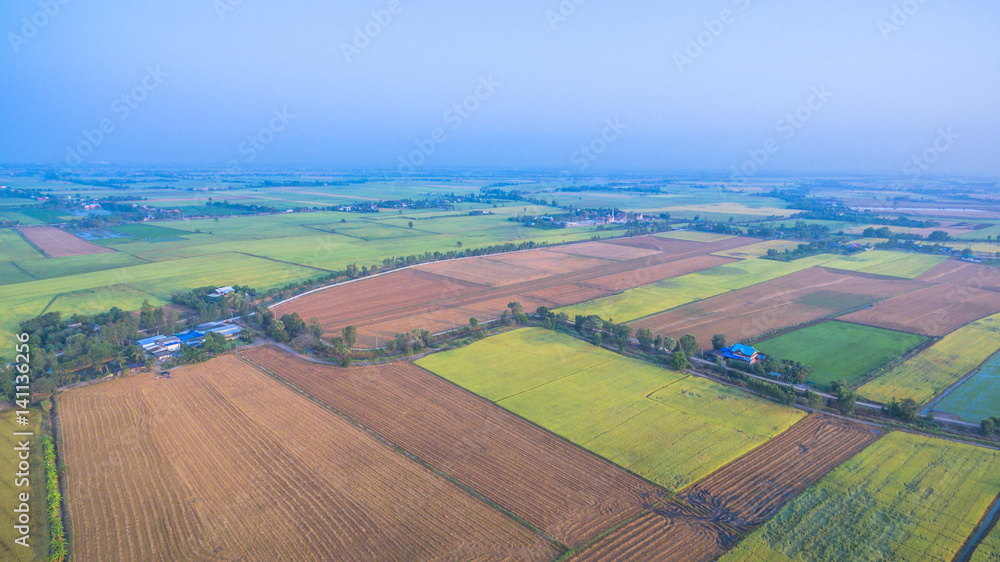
[[723, 432, 1000, 562], [754, 321, 927, 389], [559, 256, 832, 322], [930, 352, 1000, 423], [858, 312, 1000, 405], [0, 409, 49, 562], [818, 250, 945, 278], [417, 328, 804, 490]]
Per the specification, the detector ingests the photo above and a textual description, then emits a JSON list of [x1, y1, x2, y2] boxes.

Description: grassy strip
[[41, 436, 67, 562]]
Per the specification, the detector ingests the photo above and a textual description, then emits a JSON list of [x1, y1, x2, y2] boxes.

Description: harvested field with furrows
[[486, 250, 613, 274], [59, 355, 557, 561], [633, 268, 923, 346], [839, 281, 1000, 336], [279, 237, 755, 347], [679, 415, 882, 527], [419, 257, 555, 287], [605, 235, 758, 254], [273, 268, 487, 328], [241, 345, 664, 548], [583, 255, 735, 292], [571, 415, 881, 561], [548, 241, 663, 261], [17, 226, 115, 257], [571, 504, 735, 562], [917, 259, 1000, 289]]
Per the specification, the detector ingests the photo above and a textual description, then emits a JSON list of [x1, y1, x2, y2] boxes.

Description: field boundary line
[[406, 358, 674, 494], [233, 251, 336, 273], [494, 358, 621, 402], [233, 352, 570, 556], [8, 260, 39, 280], [298, 224, 368, 240], [13, 227, 51, 258]]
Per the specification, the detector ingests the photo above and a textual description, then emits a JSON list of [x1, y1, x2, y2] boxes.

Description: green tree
[[832, 380, 857, 415], [469, 317, 479, 330], [981, 418, 995, 436], [712, 334, 727, 351], [408, 221, 414, 229], [662, 336, 677, 353], [308, 318, 324, 339], [636, 328, 654, 350], [342, 325, 358, 348], [669, 351, 689, 370], [680, 334, 698, 356], [592, 332, 603, 347], [280, 313, 308, 338]]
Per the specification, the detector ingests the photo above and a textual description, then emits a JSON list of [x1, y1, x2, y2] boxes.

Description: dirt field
[[604, 235, 757, 254], [242, 346, 664, 548], [279, 237, 757, 347], [584, 255, 735, 292], [18, 226, 114, 257], [632, 268, 923, 346], [918, 259, 1000, 290], [571, 504, 735, 562], [487, 250, 613, 274], [679, 415, 882, 527], [840, 282, 1000, 336], [59, 355, 557, 561], [419, 257, 554, 287], [571, 415, 881, 561], [273, 268, 487, 328], [548, 241, 663, 261]]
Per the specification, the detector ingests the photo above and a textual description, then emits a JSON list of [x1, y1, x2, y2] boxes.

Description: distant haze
[[2, 0, 997, 177]]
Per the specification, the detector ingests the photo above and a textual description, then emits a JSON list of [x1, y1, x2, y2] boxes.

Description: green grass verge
[[0, 409, 49, 562], [417, 328, 804, 491], [754, 321, 927, 389], [723, 432, 1000, 562]]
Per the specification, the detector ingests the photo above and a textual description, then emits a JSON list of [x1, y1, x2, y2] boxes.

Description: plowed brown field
[[59, 355, 558, 561], [277, 236, 759, 347], [18, 226, 114, 257], [840, 282, 1000, 336], [633, 268, 923, 345], [242, 345, 664, 548], [605, 235, 755, 254], [679, 415, 881, 527], [585, 255, 735, 292], [274, 268, 487, 329], [548, 241, 663, 260], [571, 415, 881, 561]]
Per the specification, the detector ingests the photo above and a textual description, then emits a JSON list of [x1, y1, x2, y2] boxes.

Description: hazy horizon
[[3, 0, 998, 178]]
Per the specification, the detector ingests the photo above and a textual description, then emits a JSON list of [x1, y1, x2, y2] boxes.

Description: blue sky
[[1, 0, 997, 176]]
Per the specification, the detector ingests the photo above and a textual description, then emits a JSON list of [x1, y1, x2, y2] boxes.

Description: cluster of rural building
[[136, 321, 241, 360]]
